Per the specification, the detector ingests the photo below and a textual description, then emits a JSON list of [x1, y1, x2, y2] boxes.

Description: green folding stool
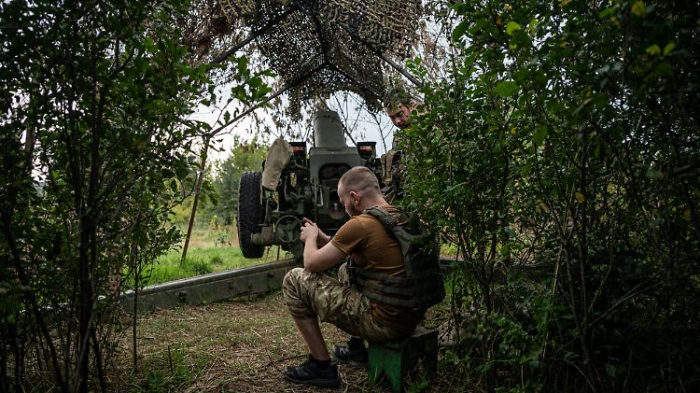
[[367, 326, 438, 392]]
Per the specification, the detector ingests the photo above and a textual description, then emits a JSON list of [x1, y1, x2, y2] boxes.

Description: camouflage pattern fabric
[[283, 263, 404, 342], [380, 149, 405, 202]]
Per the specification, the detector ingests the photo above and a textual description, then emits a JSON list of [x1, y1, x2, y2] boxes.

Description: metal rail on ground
[[119, 258, 300, 313], [120, 257, 461, 314]]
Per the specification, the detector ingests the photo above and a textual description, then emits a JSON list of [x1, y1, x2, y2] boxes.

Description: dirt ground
[[111, 291, 471, 392]]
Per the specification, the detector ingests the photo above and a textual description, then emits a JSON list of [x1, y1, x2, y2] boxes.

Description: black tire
[[237, 171, 265, 258]]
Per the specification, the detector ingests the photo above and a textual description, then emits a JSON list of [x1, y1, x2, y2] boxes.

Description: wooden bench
[[367, 326, 438, 392]]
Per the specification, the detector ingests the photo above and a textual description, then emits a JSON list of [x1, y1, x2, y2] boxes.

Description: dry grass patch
[[111, 291, 472, 392]]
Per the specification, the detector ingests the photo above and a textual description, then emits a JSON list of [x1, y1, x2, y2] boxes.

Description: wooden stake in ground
[[181, 135, 211, 265]]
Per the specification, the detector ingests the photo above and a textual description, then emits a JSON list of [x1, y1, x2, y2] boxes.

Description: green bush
[[406, 1, 700, 391], [0, 0, 214, 390]]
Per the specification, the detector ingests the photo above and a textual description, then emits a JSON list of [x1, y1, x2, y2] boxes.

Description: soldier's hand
[[302, 217, 331, 246], [300, 220, 319, 243]]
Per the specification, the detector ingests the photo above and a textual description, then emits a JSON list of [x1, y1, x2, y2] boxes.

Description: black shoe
[[283, 356, 340, 388], [333, 344, 368, 367]]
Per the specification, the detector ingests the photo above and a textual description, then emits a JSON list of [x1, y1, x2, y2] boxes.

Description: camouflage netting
[[182, 0, 422, 116]]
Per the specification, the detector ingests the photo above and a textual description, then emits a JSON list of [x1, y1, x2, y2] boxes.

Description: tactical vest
[[379, 150, 404, 202], [348, 207, 445, 311]]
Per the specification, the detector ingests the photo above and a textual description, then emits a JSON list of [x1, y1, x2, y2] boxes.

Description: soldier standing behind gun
[[381, 87, 421, 202]]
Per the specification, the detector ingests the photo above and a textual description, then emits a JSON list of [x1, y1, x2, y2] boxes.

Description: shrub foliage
[[404, 1, 699, 391], [0, 0, 213, 391]]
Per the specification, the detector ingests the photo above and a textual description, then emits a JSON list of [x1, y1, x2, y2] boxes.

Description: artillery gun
[[237, 110, 381, 259]]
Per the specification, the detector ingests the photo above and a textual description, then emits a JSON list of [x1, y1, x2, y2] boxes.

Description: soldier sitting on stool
[[282, 166, 431, 388]]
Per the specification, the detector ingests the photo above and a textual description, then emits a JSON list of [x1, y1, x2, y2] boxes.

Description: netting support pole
[[345, 34, 423, 88], [376, 51, 423, 88], [204, 63, 326, 138]]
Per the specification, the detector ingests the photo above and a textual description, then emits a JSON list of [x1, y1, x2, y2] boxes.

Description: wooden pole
[[181, 135, 211, 265]]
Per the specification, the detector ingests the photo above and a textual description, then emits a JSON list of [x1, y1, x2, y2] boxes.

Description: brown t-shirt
[[330, 205, 423, 335]]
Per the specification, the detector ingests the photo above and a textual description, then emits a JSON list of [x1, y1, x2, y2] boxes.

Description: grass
[[135, 225, 292, 287], [111, 292, 354, 392], [111, 292, 470, 392]]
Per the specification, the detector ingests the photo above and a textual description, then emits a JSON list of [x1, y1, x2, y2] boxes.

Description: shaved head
[[339, 167, 380, 197], [337, 167, 386, 216]]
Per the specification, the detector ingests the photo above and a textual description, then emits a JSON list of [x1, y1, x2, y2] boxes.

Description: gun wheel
[[237, 171, 265, 258]]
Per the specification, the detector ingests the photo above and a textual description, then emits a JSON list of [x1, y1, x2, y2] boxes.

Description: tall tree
[[203, 137, 267, 227]]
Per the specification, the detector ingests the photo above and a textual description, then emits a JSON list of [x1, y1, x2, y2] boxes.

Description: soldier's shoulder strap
[[363, 206, 399, 229], [363, 206, 422, 257]]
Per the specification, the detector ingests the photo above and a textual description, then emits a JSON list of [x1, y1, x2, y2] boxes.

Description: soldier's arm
[[303, 242, 346, 273], [300, 220, 346, 272]]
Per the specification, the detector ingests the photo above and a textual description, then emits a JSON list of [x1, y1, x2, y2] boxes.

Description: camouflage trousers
[[283, 263, 403, 342]]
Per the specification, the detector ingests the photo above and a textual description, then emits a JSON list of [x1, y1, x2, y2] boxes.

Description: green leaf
[[506, 21, 522, 35], [495, 81, 519, 97], [448, 2, 468, 13], [533, 124, 549, 145], [528, 18, 538, 31], [631, 1, 646, 16], [237, 56, 250, 75], [599, 7, 616, 18], [646, 44, 661, 55], [663, 42, 676, 56], [452, 19, 470, 42], [249, 76, 262, 88]]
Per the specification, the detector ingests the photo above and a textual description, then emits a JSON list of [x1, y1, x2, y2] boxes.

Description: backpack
[[349, 206, 445, 311]]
